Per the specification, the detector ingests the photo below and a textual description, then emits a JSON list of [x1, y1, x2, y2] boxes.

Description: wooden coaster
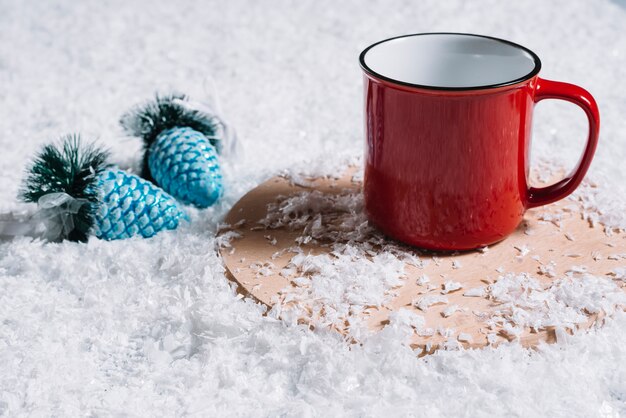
[[218, 170, 625, 354]]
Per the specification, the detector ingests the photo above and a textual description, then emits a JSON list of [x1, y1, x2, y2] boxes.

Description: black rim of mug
[[359, 32, 542, 91]]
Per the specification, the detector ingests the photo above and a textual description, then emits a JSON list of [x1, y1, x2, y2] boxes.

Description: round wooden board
[[218, 169, 626, 355]]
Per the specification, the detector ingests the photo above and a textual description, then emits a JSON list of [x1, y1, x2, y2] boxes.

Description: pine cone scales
[[121, 94, 226, 209], [149, 127, 223, 207], [93, 168, 187, 240], [21, 136, 188, 242]]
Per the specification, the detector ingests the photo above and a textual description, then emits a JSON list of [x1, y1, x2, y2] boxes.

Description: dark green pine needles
[[20, 135, 110, 242], [120, 93, 219, 180]]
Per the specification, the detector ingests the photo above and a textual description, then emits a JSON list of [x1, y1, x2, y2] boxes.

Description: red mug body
[[360, 33, 599, 250]]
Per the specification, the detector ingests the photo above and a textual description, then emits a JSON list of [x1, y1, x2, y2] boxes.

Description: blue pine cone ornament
[[121, 93, 224, 208], [20, 135, 187, 242]]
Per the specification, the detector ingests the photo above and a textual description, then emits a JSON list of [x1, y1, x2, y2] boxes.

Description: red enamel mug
[[360, 33, 600, 250]]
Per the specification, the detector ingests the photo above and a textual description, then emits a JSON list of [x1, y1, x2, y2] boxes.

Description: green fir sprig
[[20, 135, 110, 242]]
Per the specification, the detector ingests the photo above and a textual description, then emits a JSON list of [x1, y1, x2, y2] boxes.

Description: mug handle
[[526, 78, 600, 208]]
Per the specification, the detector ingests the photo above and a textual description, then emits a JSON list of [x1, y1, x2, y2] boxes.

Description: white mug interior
[[361, 33, 541, 90]]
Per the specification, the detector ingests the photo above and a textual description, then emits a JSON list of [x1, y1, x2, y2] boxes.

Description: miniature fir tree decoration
[[20, 135, 187, 242], [121, 93, 224, 208]]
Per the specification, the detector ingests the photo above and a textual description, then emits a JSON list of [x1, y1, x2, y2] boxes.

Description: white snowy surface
[[1, 0, 626, 416]]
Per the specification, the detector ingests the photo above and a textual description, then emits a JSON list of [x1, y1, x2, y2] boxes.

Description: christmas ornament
[[121, 93, 225, 208], [20, 135, 187, 242]]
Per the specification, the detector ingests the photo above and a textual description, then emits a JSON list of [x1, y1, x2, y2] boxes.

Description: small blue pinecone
[[148, 127, 223, 208], [93, 168, 187, 240]]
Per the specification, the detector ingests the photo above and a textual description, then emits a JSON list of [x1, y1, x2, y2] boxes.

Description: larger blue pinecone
[[20, 135, 187, 242], [93, 168, 187, 240], [121, 93, 224, 208]]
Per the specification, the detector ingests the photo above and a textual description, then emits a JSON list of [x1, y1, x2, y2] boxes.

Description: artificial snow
[[1, 0, 626, 416], [463, 287, 487, 298], [486, 273, 626, 333], [413, 295, 449, 311], [442, 305, 460, 318], [441, 280, 463, 294]]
